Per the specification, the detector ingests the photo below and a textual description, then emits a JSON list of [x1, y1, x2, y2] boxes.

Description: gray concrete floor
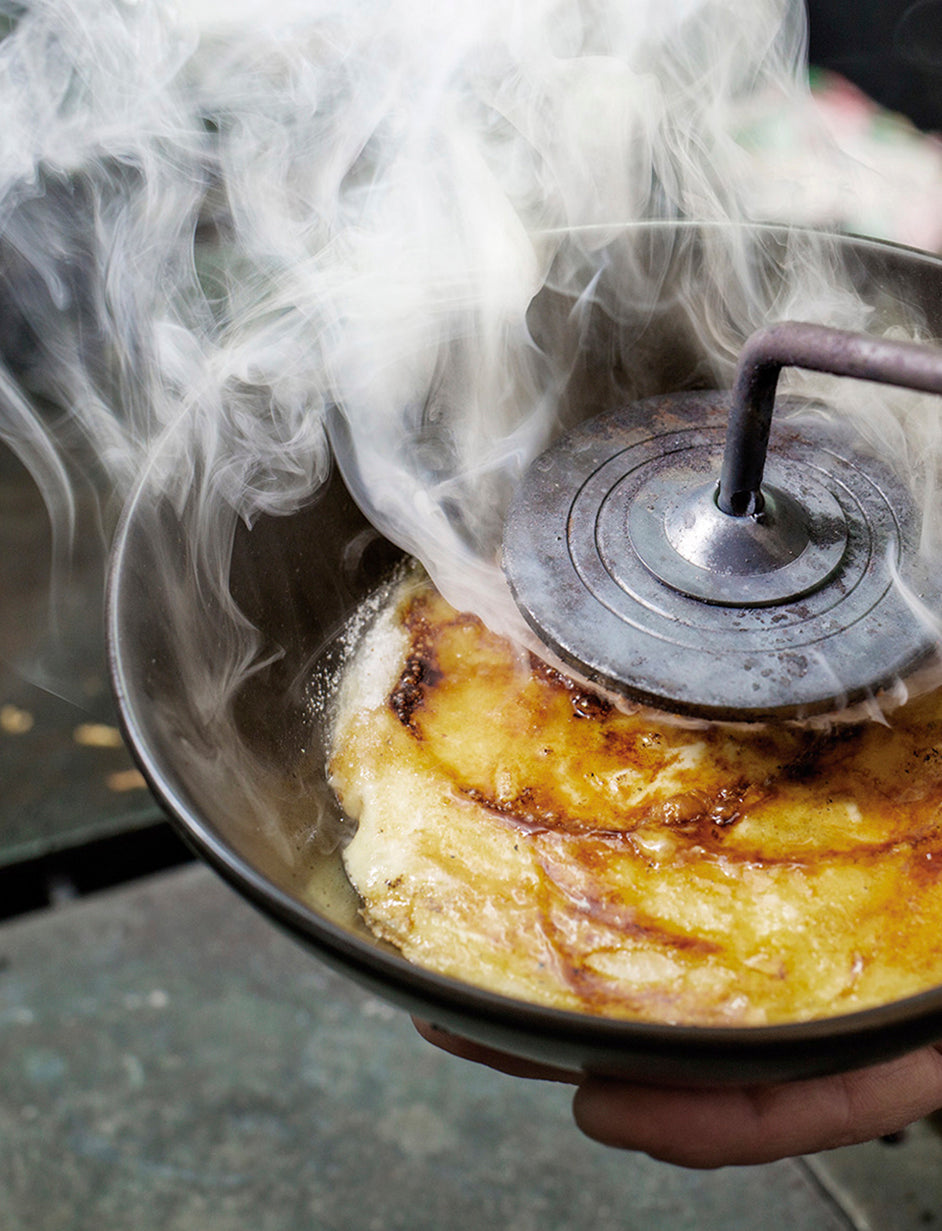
[[0, 863, 915, 1231]]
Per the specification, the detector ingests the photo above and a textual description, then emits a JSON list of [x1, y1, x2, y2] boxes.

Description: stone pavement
[[0, 863, 938, 1231]]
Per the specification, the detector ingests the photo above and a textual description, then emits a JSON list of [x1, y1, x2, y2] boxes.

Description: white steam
[[0, 0, 939, 722]]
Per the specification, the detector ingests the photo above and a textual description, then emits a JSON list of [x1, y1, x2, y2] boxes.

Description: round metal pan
[[107, 223, 942, 1084]]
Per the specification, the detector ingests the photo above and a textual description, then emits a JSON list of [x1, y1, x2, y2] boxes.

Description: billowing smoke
[[1, 0, 940, 792], [0, 0, 810, 589]]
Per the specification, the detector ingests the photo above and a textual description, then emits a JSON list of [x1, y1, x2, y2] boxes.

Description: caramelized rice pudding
[[327, 571, 942, 1026]]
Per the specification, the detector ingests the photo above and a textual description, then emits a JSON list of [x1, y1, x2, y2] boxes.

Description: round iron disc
[[502, 391, 936, 720]]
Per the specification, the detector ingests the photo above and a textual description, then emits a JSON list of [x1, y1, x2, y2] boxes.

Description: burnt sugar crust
[[327, 571, 942, 1026]]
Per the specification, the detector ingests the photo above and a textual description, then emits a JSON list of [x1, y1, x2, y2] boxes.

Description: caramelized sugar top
[[329, 578, 942, 1025]]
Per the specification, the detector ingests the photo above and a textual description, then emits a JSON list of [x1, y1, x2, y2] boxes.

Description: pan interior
[[107, 224, 942, 1078]]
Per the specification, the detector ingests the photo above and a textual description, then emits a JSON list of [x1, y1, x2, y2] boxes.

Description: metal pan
[[107, 223, 942, 1084]]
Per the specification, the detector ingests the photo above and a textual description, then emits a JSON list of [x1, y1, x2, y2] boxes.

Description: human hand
[[413, 1020, 942, 1168]]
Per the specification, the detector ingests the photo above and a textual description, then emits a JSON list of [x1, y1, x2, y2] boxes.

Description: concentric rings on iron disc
[[502, 392, 934, 719]]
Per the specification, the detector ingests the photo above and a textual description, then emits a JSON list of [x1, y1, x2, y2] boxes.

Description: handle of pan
[[717, 322, 942, 517]]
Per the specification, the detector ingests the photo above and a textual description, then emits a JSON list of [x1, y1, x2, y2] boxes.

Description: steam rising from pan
[[75, 0, 942, 1074], [2, 0, 942, 727]]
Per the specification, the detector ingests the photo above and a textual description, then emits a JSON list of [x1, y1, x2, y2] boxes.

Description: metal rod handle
[[717, 321, 942, 516]]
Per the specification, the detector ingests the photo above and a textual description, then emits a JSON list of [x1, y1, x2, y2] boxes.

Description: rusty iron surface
[[503, 387, 933, 719]]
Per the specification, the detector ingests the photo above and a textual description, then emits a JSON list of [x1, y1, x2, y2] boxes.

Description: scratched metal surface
[[0, 863, 875, 1231], [0, 447, 162, 867]]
